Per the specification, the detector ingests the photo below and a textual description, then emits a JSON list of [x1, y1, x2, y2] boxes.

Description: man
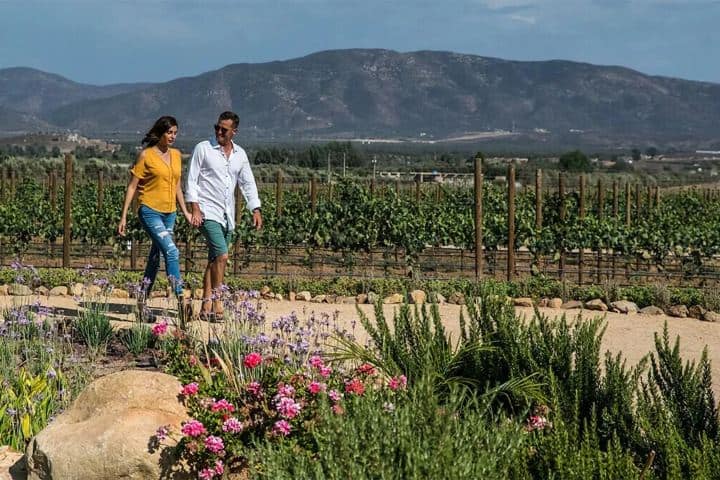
[[186, 111, 262, 320]]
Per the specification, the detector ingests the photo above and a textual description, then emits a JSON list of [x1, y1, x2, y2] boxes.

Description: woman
[[118, 116, 192, 322]]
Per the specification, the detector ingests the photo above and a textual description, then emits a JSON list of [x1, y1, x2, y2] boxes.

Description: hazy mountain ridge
[[2, 49, 720, 145]]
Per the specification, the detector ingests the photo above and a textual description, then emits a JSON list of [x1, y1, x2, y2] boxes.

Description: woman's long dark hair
[[141, 116, 178, 147]]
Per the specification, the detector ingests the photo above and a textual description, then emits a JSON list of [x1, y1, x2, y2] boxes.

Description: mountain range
[[2, 49, 720, 148]]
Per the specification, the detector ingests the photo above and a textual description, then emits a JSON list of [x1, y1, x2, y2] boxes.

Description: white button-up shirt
[[185, 138, 261, 231]]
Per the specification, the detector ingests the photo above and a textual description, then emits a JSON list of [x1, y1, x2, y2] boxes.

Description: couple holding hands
[[118, 111, 262, 322]]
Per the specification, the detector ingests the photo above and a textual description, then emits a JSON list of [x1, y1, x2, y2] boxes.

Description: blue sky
[[1, 0, 718, 85]]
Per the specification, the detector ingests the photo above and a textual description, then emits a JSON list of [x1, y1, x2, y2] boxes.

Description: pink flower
[[155, 425, 170, 441], [276, 396, 302, 419], [309, 355, 324, 368], [211, 399, 235, 413], [151, 321, 168, 336], [388, 375, 408, 391], [273, 419, 292, 437], [277, 384, 295, 398], [356, 363, 376, 375], [243, 352, 263, 369], [319, 365, 333, 378], [180, 382, 199, 396], [214, 460, 225, 476], [222, 417, 243, 433], [328, 389, 342, 403], [180, 419, 207, 437], [198, 467, 216, 480], [247, 381, 263, 396], [204, 435, 225, 453], [527, 415, 549, 431], [308, 381, 326, 394], [332, 403, 344, 415], [345, 378, 365, 396]]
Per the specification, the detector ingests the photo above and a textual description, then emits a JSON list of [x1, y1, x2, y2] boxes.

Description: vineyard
[[1, 158, 720, 286]]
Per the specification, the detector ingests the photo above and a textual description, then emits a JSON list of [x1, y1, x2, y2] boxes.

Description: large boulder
[[666, 305, 689, 318], [610, 300, 639, 314], [26, 370, 189, 480], [9, 284, 32, 296], [639, 306, 664, 315], [585, 299, 608, 311]]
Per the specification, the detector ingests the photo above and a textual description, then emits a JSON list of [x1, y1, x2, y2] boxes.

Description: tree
[[631, 148, 641, 161], [645, 147, 658, 158], [558, 150, 592, 172]]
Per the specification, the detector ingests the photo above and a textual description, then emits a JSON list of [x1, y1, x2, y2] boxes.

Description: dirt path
[[4, 295, 720, 396]]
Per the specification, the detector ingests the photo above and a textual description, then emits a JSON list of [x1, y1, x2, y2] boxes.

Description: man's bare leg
[[210, 254, 228, 315]]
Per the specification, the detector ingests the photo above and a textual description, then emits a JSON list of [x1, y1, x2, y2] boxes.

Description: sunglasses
[[214, 124, 234, 135]]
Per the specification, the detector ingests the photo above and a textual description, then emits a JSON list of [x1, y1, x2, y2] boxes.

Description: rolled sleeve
[[237, 159, 261, 212]]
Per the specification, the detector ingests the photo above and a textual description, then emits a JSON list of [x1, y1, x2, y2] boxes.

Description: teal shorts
[[200, 220, 234, 261]]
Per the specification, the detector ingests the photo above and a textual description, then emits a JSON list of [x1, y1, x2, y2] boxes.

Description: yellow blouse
[[130, 147, 181, 213]]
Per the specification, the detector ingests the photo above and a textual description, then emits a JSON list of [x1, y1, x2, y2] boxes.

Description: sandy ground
[[2, 294, 720, 396]]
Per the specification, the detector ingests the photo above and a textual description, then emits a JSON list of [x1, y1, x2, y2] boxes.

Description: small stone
[[275, 293, 284, 301], [70, 283, 84, 297], [9, 284, 32, 296], [666, 305, 689, 318], [49, 286, 68, 296], [537, 298, 549, 308], [585, 299, 608, 311], [688, 305, 707, 320], [356, 293, 368, 304], [702, 311, 720, 322], [260, 285, 272, 296], [548, 298, 563, 309], [109, 288, 130, 299], [639, 306, 664, 315], [561, 300, 583, 309], [310, 295, 326, 303], [409, 290, 427, 304], [288, 291, 296, 302], [610, 300, 639, 314], [513, 297, 534, 307], [448, 292, 466, 305], [383, 293, 404, 304], [296, 291, 312, 302], [0, 284, 9, 296], [35, 286, 50, 296]]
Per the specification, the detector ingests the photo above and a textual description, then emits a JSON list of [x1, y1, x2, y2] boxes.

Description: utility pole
[[327, 153, 331, 183], [343, 152, 346, 178], [372, 155, 377, 180]]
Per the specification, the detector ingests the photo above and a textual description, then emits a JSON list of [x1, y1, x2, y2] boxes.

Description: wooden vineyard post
[[578, 174, 585, 285], [310, 175, 317, 214], [559, 173, 566, 282], [535, 169, 543, 230], [507, 165, 515, 281], [274, 170, 283, 273], [612, 180, 618, 279], [436, 183, 442, 203], [370, 177, 375, 197], [415, 177, 421, 204], [646, 186, 652, 210], [635, 183, 641, 272], [474, 155, 484, 281], [50, 170, 57, 212], [62, 154, 73, 268], [597, 178, 604, 282], [97, 170, 104, 211], [655, 186, 660, 208], [625, 182, 631, 227], [395, 178, 401, 197]]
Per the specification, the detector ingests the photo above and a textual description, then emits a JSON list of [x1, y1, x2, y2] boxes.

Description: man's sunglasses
[[214, 124, 234, 135]]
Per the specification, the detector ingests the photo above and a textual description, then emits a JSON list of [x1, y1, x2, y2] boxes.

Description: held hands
[[190, 204, 203, 227], [253, 209, 263, 230]]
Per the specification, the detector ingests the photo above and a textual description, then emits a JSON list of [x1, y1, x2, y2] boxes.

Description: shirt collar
[[209, 137, 239, 153]]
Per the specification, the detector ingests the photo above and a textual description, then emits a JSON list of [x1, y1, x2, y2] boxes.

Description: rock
[[356, 293, 368, 305], [341, 296, 357, 304], [70, 283, 84, 297], [109, 288, 130, 299], [688, 305, 707, 320], [193, 288, 204, 300], [548, 298, 563, 309], [275, 294, 284, 301], [703, 311, 720, 323], [9, 284, 32, 296], [288, 291, 296, 302], [639, 306, 664, 315], [260, 285, 272, 296], [513, 297, 534, 307], [149, 289, 166, 299], [409, 290, 427, 304], [433, 293, 447, 305], [383, 293, 404, 304], [585, 299, 608, 311], [0, 285, 8, 296], [448, 292, 466, 305], [86, 285, 104, 297], [49, 286, 68, 296], [296, 291, 312, 302], [610, 300, 639, 314], [310, 295, 327, 303], [34, 286, 49, 296], [666, 305, 689, 318], [26, 370, 189, 480], [0, 445, 25, 479], [325, 294, 338, 304], [367, 292, 379, 305], [537, 298, 549, 308], [561, 300, 583, 309]]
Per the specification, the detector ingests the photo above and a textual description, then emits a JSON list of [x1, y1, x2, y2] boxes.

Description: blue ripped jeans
[[138, 205, 183, 295]]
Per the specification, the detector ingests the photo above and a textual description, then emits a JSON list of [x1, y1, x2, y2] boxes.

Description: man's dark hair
[[218, 111, 239, 129]]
